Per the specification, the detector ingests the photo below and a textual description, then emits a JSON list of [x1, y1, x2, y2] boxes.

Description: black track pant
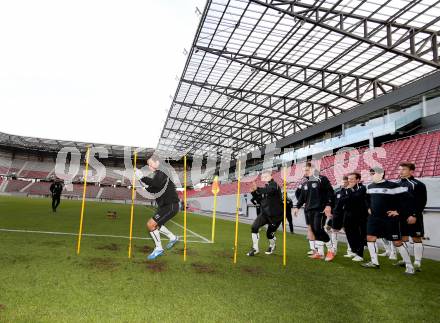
[[309, 210, 330, 242], [284, 212, 294, 233], [344, 215, 365, 257], [52, 196, 60, 211], [251, 214, 282, 239]]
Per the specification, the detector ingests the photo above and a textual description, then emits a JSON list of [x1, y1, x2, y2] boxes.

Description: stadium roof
[[158, 0, 440, 158], [0, 131, 154, 158]]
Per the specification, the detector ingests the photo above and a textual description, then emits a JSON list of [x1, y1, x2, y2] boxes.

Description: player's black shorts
[[367, 216, 401, 241], [328, 212, 344, 230], [152, 203, 179, 226], [399, 215, 424, 238]]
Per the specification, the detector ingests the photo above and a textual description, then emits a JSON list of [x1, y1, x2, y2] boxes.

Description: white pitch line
[[0, 228, 209, 243], [169, 220, 212, 243]]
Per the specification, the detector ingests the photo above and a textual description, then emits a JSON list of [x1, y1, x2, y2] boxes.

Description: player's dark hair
[[348, 172, 361, 180], [342, 175, 348, 181], [399, 162, 415, 171]]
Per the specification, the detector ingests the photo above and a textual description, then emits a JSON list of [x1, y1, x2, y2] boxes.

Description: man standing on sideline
[[395, 162, 427, 271], [293, 162, 335, 261], [50, 179, 63, 213]]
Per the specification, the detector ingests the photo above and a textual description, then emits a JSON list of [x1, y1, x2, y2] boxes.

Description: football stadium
[[1, 0, 440, 322]]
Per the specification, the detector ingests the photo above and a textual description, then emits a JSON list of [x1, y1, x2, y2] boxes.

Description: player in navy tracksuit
[[294, 162, 335, 261], [362, 167, 415, 274], [395, 162, 427, 271], [138, 154, 180, 260]]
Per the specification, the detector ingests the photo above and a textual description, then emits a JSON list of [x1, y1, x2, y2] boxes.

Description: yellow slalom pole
[[233, 160, 241, 264], [183, 155, 187, 262], [76, 147, 90, 255], [128, 151, 138, 259], [283, 166, 287, 266], [211, 175, 219, 243]]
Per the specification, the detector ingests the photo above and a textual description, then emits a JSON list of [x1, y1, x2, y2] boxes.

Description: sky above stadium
[[0, 0, 205, 148]]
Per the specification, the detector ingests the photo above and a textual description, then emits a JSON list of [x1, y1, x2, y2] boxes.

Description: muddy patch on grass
[[241, 265, 265, 276], [136, 245, 153, 254], [172, 248, 198, 256], [133, 259, 167, 272], [213, 250, 233, 259], [95, 243, 119, 251], [86, 257, 119, 271], [146, 261, 167, 272], [191, 262, 216, 274], [0, 304, 5, 311]]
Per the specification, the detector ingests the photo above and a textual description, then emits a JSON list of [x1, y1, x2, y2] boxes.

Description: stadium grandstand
[[2, 1, 440, 322], [156, 0, 440, 247], [0, 131, 163, 203]]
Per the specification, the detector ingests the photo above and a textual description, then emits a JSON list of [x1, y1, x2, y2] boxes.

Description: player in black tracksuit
[[247, 171, 283, 256], [294, 163, 334, 260], [50, 180, 63, 213], [362, 167, 415, 274], [284, 197, 294, 233], [139, 155, 180, 260], [327, 176, 348, 255], [250, 190, 262, 216], [295, 181, 316, 254], [396, 162, 427, 270], [340, 173, 368, 261]]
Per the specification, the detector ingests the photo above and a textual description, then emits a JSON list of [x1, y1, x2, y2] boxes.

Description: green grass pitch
[[0, 195, 439, 322]]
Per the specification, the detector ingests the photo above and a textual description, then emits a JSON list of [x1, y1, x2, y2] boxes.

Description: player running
[[247, 170, 283, 256], [395, 162, 427, 271], [138, 154, 179, 260]]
